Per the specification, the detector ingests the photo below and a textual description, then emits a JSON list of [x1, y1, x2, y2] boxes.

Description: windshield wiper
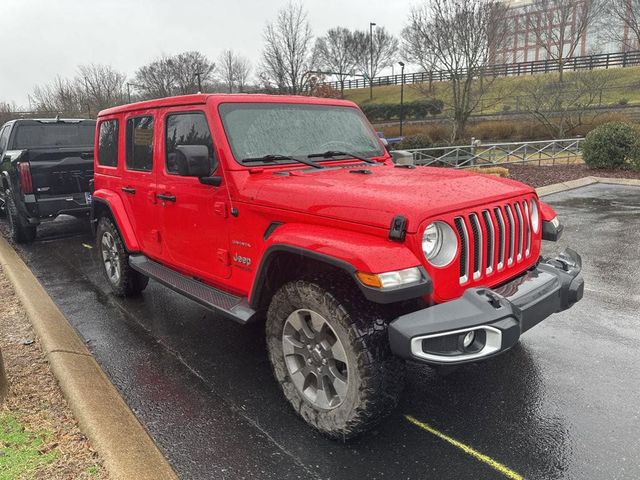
[[307, 150, 376, 164], [241, 154, 323, 169]]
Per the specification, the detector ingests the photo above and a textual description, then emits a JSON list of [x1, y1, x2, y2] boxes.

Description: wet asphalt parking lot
[[1, 183, 639, 480]]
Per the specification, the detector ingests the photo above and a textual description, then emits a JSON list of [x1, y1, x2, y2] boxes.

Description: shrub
[[360, 99, 444, 122], [396, 134, 433, 150], [618, 98, 629, 106], [583, 122, 640, 169]]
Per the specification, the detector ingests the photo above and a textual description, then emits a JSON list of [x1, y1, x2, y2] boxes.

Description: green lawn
[[344, 66, 640, 115], [0, 415, 57, 480]]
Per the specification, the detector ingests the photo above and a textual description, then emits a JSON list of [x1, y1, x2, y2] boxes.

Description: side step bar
[[129, 254, 257, 324]]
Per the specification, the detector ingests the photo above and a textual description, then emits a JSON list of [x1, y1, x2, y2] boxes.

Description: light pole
[[399, 62, 405, 137], [369, 22, 376, 101], [126, 82, 143, 104]]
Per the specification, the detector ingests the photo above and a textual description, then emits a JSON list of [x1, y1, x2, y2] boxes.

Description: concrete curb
[[0, 235, 178, 480], [535, 176, 640, 197]]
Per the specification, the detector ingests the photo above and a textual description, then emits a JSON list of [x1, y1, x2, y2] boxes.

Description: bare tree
[[524, 0, 605, 82], [351, 27, 398, 81], [261, 1, 314, 94], [31, 76, 84, 115], [314, 27, 358, 97], [218, 50, 252, 93], [519, 70, 620, 138], [134, 55, 176, 99], [134, 51, 215, 99], [78, 64, 126, 111], [405, 0, 511, 140], [402, 23, 439, 93], [605, 0, 640, 51], [170, 51, 216, 94]]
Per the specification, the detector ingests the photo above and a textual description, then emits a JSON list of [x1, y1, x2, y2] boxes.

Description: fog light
[[462, 331, 475, 349]]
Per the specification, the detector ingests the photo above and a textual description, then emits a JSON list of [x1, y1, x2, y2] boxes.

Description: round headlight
[[422, 221, 458, 267], [530, 199, 540, 234]]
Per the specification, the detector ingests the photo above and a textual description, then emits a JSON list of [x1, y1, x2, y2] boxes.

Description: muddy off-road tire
[[96, 216, 148, 296], [5, 190, 36, 244], [266, 274, 405, 440]]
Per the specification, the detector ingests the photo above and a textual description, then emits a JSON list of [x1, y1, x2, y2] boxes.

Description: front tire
[[96, 216, 148, 296], [266, 274, 405, 440], [5, 190, 36, 244]]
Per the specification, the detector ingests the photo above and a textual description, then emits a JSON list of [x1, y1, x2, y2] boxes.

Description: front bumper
[[388, 249, 584, 365]]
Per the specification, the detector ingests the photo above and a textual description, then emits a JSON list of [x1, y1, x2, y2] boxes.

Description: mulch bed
[[0, 266, 107, 479], [506, 164, 640, 188]]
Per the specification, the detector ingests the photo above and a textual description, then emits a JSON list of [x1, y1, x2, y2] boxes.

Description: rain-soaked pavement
[[1, 183, 639, 480]]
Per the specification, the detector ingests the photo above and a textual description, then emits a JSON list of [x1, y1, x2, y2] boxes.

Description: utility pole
[[399, 62, 405, 137], [369, 22, 376, 101], [195, 72, 203, 93]]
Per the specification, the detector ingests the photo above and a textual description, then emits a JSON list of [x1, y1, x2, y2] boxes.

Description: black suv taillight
[[18, 162, 33, 194]]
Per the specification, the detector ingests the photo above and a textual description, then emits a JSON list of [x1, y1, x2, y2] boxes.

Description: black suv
[[0, 118, 96, 242]]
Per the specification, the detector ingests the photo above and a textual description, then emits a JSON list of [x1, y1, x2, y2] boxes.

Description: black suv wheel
[[96, 216, 149, 296], [5, 190, 36, 244], [266, 274, 405, 439]]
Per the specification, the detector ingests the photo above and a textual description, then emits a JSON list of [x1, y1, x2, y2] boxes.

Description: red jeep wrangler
[[92, 94, 583, 439]]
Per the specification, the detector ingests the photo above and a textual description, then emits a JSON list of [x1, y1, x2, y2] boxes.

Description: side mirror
[[175, 145, 214, 177]]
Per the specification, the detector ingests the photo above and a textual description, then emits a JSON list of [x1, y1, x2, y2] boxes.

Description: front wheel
[[266, 274, 405, 439], [96, 216, 148, 296]]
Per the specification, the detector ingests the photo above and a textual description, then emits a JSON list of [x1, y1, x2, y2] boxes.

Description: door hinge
[[151, 229, 161, 243], [217, 248, 230, 265], [214, 202, 228, 218]]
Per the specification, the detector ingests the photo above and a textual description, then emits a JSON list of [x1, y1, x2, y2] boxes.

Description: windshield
[[12, 123, 95, 149], [219, 103, 384, 165]]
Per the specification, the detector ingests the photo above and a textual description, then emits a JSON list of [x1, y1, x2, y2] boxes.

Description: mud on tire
[[96, 216, 148, 296], [266, 273, 405, 440]]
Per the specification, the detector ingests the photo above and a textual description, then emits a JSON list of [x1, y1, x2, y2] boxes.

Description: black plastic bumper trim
[[388, 248, 584, 365]]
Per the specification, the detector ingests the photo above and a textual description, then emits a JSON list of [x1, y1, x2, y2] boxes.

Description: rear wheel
[[266, 274, 405, 440], [96, 216, 148, 296], [5, 190, 36, 244]]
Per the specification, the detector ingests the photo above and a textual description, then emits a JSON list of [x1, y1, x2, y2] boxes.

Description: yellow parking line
[[82, 243, 93, 249], [405, 415, 523, 480]]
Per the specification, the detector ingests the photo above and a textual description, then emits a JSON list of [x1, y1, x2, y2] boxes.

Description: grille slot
[[469, 213, 483, 280], [505, 204, 516, 266], [482, 210, 495, 275], [523, 201, 532, 256], [454, 217, 469, 284], [494, 207, 505, 270], [515, 203, 524, 261]]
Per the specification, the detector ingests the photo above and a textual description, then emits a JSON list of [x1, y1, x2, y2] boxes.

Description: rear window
[[12, 123, 94, 149], [98, 120, 119, 167], [126, 116, 154, 172]]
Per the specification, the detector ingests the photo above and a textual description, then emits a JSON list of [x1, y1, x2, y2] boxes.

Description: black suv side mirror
[[175, 145, 214, 177]]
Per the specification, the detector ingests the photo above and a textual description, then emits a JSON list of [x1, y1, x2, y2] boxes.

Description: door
[[120, 113, 162, 257], [157, 109, 231, 281]]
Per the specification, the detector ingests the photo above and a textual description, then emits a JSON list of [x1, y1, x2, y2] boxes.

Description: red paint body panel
[[539, 201, 558, 221], [94, 94, 548, 305]]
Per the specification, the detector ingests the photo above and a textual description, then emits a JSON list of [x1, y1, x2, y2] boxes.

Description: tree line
[[4, 0, 640, 141]]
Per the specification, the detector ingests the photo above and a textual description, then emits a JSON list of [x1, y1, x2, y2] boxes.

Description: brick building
[[493, 0, 636, 65]]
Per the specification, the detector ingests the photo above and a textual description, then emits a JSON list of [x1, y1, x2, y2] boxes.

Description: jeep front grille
[[456, 199, 534, 285]]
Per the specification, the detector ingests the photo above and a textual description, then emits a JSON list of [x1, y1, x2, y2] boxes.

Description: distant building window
[[126, 116, 154, 172], [97, 120, 119, 167]]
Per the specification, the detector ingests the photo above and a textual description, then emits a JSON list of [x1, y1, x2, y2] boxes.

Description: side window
[[126, 116, 154, 172], [97, 120, 119, 167], [0, 125, 10, 155], [165, 112, 215, 175]]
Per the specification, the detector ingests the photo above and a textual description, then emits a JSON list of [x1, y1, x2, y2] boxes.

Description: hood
[[241, 163, 535, 233]]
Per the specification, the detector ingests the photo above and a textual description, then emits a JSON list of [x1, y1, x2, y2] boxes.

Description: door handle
[[121, 187, 136, 194], [157, 193, 176, 202]]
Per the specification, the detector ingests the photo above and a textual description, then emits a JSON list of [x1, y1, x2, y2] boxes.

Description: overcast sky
[[1, 0, 417, 108]]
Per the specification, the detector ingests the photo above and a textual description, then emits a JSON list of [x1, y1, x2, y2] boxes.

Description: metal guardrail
[[403, 138, 584, 169], [319, 50, 640, 92]]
